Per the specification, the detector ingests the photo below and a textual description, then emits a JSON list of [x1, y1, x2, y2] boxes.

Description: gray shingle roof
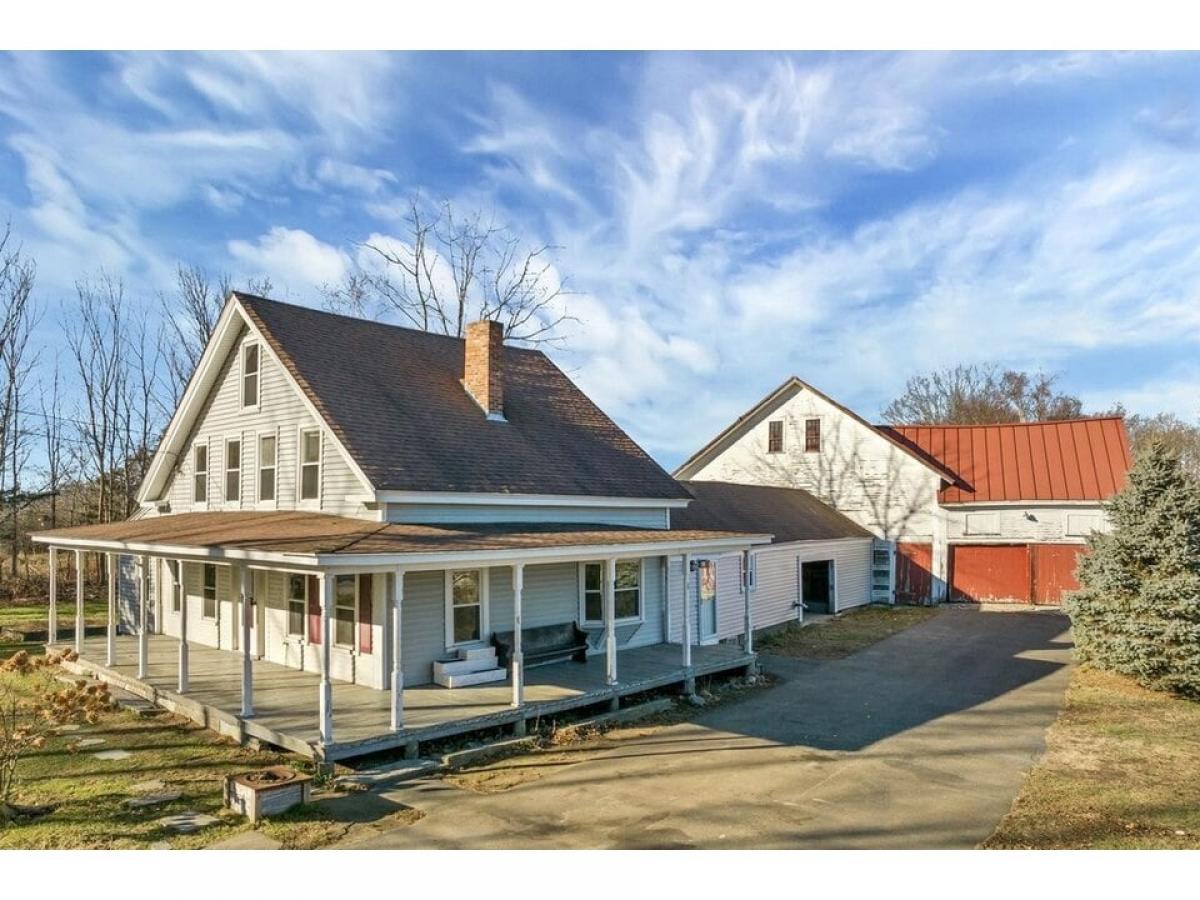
[[673, 480, 871, 543], [237, 294, 690, 500]]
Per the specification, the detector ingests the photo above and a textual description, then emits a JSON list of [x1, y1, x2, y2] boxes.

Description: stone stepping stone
[[76, 738, 106, 748], [93, 749, 133, 761], [156, 811, 219, 834], [125, 791, 182, 809]]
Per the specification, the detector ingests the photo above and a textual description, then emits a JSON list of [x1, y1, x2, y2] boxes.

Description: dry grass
[[757, 604, 940, 659], [985, 666, 1200, 849], [0, 664, 421, 849]]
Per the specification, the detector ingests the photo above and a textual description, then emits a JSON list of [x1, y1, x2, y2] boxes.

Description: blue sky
[[1, 51, 1198, 469]]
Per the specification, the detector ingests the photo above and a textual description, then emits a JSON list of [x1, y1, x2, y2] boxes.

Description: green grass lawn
[[0, 598, 109, 631], [0, 664, 418, 848], [985, 666, 1200, 849], [757, 604, 940, 659]]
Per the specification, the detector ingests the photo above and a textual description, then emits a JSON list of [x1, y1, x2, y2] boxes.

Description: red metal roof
[[877, 417, 1132, 503]]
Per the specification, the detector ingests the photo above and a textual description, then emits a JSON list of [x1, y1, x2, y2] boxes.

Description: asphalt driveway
[[342, 606, 1073, 849]]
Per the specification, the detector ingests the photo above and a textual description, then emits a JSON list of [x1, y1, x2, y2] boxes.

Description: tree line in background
[[0, 201, 575, 598], [1, 214, 1197, 602]]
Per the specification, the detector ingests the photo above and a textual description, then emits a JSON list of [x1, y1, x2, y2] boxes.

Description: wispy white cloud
[[228, 227, 350, 295]]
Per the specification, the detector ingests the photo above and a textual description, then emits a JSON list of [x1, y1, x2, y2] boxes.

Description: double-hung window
[[768, 419, 784, 453], [193, 444, 208, 504], [224, 439, 241, 502], [286, 574, 306, 637], [170, 561, 182, 612], [580, 560, 642, 625], [299, 428, 321, 501], [448, 570, 483, 646], [258, 434, 277, 502], [804, 418, 821, 453], [202, 564, 218, 619], [334, 574, 357, 646], [242, 343, 260, 408]]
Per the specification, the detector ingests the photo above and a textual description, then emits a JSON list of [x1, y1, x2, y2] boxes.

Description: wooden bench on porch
[[491, 621, 589, 669]]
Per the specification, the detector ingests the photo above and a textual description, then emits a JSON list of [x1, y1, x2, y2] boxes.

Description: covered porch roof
[[31, 510, 771, 569]]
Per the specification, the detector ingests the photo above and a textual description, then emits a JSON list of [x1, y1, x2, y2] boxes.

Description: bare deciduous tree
[[881, 364, 1085, 425], [37, 358, 69, 530], [160, 264, 272, 409], [324, 197, 573, 345], [1124, 410, 1200, 479]]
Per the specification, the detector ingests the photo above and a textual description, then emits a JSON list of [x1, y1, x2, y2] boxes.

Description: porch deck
[[57, 634, 754, 761]]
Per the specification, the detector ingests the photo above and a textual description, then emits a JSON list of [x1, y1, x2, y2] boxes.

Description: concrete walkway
[[340, 606, 1073, 849]]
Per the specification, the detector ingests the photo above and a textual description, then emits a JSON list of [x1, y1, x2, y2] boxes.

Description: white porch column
[[47, 546, 57, 646], [318, 572, 333, 745], [74, 550, 85, 653], [681, 554, 692, 670], [239, 564, 253, 718], [390, 567, 405, 732], [137, 555, 149, 679], [177, 560, 189, 694], [742, 549, 754, 655], [604, 556, 618, 686], [105, 552, 116, 666], [511, 563, 525, 708]]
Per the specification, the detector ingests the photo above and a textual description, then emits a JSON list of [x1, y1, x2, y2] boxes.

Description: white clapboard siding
[[163, 323, 371, 518]]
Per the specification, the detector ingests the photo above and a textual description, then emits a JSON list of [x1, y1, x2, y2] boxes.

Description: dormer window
[[242, 343, 260, 409]]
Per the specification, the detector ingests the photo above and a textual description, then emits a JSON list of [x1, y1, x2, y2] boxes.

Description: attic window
[[193, 444, 208, 504], [242, 343, 260, 408], [805, 419, 821, 453], [767, 420, 784, 453]]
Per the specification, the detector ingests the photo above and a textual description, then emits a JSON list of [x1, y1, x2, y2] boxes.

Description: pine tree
[[1065, 443, 1200, 697]]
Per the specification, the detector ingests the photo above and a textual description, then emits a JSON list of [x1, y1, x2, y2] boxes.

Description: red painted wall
[[895, 542, 933, 604]]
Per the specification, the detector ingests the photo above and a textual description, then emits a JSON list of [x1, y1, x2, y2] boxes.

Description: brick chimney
[[463, 319, 506, 420]]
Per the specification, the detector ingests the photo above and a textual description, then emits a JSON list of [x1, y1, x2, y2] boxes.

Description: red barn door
[[895, 542, 933, 604], [950, 545, 1031, 603]]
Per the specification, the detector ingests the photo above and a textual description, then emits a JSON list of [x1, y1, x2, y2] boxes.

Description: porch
[[56, 632, 753, 761]]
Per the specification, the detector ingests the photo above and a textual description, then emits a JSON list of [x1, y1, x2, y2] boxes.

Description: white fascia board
[[312, 534, 773, 570], [137, 300, 245, 503], [359, 490, 691, 509], [33, 532, 771, 573]]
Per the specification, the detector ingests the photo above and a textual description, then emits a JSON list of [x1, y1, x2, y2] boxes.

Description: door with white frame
[[694, 559, 719, 644]]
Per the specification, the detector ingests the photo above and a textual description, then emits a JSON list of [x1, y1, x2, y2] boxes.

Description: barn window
[[767, 420, 784, 453], [965, 512, 1000, 535], [804, 419, 821, 453], [193, 444, 208, 504], [242, 343, 260, 409], [202, 564, 218, 619]]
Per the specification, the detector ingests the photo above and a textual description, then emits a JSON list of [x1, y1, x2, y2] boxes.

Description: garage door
[[950, 544, 1085, 605], [950, 545, 1029, 603], [895, 542, 933, 604]]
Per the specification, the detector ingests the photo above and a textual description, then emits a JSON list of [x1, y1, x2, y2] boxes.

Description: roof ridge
[[233, 291, 545, 356], [882, 415, 1127, 429]]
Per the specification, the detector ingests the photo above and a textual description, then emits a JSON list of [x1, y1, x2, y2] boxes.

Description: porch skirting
[[56, 634, 754, 761]]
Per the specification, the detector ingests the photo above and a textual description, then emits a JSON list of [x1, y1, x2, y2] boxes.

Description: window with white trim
[[580, 560, 642, 625], [334, 574, 357, 646], [258, 434, 277, 502], [170, 561, 182, 612], [193, 444, 208, 504], [286, 574, 306, 637], [242, 343, 260, 409], [202, 564, 217, 619], [224, 438, 241, 502], [299, 428, 321, 501], [448, 570, 483, 646]]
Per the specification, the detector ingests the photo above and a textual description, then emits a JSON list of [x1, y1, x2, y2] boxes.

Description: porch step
[[432, 646, 498, 681], [435, 667, 507, 689]]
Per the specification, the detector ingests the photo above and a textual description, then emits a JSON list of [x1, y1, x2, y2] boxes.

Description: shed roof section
[[878, 417, 1132, 503], [235, 294, 690, 501], [673, 481, 871, 543], [33, 511, 763, 559]]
